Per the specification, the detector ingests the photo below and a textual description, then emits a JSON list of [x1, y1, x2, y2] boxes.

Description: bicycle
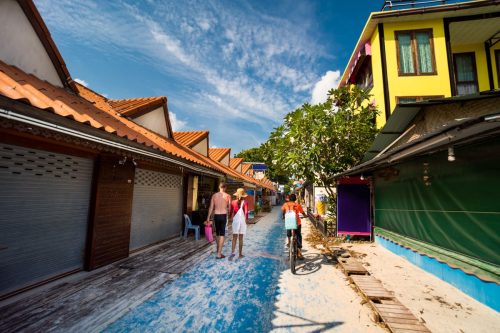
[[289, 228, 298, 274]]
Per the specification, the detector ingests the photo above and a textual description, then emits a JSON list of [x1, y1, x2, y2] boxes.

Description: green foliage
[[266, 85, 379, 197], [236, 145, 289, 183]]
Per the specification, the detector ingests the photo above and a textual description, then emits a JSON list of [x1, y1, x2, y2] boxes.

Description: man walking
[[206, 182, 231, 259]]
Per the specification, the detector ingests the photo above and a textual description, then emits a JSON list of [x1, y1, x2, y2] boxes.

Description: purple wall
[[337, 184, 371, 235]]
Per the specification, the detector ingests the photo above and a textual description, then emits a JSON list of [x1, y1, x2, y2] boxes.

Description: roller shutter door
[[130, 168, 183, 250], [0, 143, 93, 296]]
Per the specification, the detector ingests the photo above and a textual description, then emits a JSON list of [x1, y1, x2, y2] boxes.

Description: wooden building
[[0, 0, 225, 299]]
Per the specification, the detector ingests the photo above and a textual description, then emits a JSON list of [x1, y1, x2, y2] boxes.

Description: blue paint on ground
[[105, 209, 288, 333], [376, 235, 500, 311]]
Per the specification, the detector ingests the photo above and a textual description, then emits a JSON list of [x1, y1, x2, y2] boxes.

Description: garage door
[[130, 168, 183, 250], [0, 143, 93, 296]]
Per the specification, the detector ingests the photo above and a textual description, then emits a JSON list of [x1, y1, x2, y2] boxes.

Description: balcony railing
[[381, 0, 469, 11]]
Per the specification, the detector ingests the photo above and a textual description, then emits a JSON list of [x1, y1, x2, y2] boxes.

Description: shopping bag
[[205, 225, 214, 242]]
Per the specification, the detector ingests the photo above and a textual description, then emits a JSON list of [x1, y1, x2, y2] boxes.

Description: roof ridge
[[108, 96, 166, 103], [174, 130, 209, 134]]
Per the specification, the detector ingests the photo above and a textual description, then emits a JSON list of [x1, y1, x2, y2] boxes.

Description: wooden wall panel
[[86, 155, 135, 270]]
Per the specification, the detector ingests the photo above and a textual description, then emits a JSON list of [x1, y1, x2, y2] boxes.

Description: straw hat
[[233, 188, 248, 198]]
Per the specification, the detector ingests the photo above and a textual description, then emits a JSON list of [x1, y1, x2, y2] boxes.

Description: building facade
[[339, 0, 500, 127]]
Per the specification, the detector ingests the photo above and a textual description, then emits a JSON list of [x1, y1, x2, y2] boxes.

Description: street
[[105, 207, 381, 333]]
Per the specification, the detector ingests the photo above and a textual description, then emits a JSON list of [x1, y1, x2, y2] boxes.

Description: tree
[[265, 85, 378, 198]]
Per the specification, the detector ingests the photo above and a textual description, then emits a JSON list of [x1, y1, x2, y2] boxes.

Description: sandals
[[216, 254, 226, 259]]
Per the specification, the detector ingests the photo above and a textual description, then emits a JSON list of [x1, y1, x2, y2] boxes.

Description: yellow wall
[[370, 27, 387, 128], [490, 44, 500, 90], [383, 19, 452, 114], [452, 43, 491, 92], [363, 18, 500, 129]]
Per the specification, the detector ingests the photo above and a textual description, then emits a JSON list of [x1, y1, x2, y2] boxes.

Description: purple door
[[337, 184, 371, 236]]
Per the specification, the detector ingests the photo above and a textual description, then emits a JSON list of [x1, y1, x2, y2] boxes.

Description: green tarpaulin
[[374, 137, 500, 281]]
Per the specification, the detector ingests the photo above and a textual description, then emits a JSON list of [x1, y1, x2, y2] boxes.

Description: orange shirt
[[281, 202, 305, 225]]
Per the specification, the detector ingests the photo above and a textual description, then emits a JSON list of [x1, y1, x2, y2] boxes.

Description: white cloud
[[196, 18, 211, 31], [169, 112, 187, 131], [36, 0, 334, 150], [74, 78, 88, 86], [311, 70, 340, 104]]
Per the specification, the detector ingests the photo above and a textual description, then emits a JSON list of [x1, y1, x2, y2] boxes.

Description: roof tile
[[0, 61, 159, 148], [230, 157, 243, 169], [173, 131, 209, 147], [209, 148, 231, 162], [108, 97, 165, 117], [75, 83, 221, 172], [241, 164, 252, 175]]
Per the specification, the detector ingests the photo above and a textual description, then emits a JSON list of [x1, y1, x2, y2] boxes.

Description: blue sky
[[36, 0, 381, 154]]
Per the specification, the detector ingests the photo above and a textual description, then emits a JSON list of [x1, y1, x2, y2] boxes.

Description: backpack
[[233, 200, 245, 226], [284, 203, 298, 230]]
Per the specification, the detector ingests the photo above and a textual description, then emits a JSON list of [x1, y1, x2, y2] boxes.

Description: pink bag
[[205, 225, 214, 242]]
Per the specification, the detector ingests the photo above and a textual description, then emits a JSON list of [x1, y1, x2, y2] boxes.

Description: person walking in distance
[[229, 188, 249, 260], [206, 182, 231, 259], [281, 193, 305, 260]]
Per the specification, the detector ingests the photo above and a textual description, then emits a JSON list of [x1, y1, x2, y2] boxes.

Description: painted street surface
[[105, 207, 381, 333]]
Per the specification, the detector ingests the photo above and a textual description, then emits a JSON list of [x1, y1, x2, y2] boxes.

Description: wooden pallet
[[337, 257, 369, 275], [336, 249, 432, 333], [371, 299, 431, 333], [350, 275, 395, 300]]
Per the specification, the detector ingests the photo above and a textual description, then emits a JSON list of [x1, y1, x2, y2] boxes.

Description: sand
[[349, 242, 500, 333], [271, 220, 385, 333]]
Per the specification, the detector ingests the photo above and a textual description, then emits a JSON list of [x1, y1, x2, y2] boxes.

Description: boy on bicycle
[[281, 193, 305, 260]]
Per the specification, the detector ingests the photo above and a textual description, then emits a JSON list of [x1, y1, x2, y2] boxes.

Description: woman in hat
[[229, 188, 249, 260]]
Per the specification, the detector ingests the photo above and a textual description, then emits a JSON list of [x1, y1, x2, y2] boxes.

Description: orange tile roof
[[74, 82, 222, 172], [241, 164, 252, 175], [230, 157, 243, 170], [209, 148, 231, 162], [108, 97, 166, 117], [259, 177, 275, 191], [174, 131, 209, 147], [0, 60, 162, 149]]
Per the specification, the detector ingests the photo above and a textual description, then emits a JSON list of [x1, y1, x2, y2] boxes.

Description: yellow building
[[339, 0, 500, 128]]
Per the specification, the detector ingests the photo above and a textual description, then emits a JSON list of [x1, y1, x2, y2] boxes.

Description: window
[[453, 52, 478, 95], [355, 59, 374, 90], [396, 96, 444, 104], [395, 29, 436, 76]]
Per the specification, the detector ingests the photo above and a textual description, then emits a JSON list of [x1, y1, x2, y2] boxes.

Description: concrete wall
[[220, 154, 229, 166], [192, 138, 208, 156], [134, 107, 169, 138], [0, 0, 63, 87], [397, 96, 500, 146]]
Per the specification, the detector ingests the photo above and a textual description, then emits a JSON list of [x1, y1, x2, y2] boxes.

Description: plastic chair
[[183, 214, 200, 240]]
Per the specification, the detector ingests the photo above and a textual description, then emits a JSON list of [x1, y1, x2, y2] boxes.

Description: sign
[[314, 186, 329, 216]]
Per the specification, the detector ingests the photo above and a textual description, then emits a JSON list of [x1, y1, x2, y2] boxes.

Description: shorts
[[286, 224, 302, 249], [214, 214, 227, 236]]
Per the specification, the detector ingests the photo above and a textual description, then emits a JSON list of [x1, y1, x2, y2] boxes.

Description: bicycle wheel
[[290, 234, 296, 274]]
